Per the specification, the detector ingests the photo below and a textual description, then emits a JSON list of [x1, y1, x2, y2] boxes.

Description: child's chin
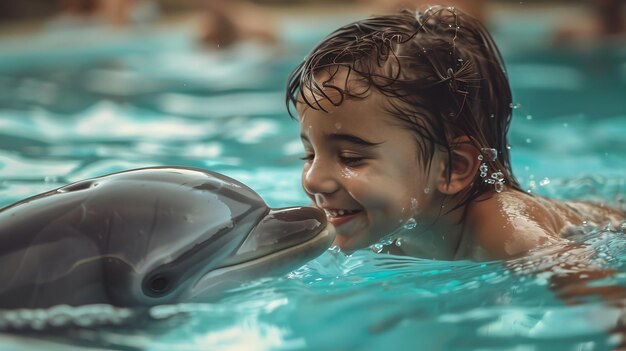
[[333, 234, 374, 255], [333, 234, 367, 254]]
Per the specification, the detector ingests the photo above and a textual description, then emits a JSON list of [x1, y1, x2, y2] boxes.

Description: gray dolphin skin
[[0, 167, 335, 309]]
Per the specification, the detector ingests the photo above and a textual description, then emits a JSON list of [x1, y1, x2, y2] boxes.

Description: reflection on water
[[0, 19, 625, 351]]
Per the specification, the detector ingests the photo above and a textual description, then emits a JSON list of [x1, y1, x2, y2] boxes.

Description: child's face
[[297, 90, 444, 252]]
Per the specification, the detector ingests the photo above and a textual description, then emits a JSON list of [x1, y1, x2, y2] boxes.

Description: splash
[[369, 217, 420, 253]]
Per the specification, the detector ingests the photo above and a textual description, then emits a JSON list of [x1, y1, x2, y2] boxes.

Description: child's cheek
[[339, 167, 359, 179]]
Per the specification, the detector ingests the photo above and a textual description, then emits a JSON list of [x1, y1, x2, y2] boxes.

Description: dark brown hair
[[286, 6, 522, 208]]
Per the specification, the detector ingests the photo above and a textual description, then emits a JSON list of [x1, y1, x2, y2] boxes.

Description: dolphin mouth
[[182, 221, 335, 302], [181, 207, 335, 301], [218, 206, 333, 268]]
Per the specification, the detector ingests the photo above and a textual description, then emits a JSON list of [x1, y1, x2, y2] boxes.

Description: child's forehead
[[296, 66, 385, 116]]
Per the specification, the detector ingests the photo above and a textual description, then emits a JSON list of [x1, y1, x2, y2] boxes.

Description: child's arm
[[524, 242, 626, 305]]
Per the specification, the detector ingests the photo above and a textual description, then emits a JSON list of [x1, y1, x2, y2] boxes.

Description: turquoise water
[[1, 13, 626, 350]]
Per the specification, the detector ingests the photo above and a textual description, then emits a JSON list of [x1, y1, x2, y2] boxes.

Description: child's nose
[[302, 159, 339, 196]]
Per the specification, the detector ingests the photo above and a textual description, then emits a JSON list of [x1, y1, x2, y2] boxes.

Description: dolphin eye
[[145, 275, 171, 296]]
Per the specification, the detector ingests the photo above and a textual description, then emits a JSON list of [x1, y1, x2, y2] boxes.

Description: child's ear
[[436, 136, 480, 195]]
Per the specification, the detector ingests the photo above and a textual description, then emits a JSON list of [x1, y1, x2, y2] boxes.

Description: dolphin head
[[175, 206, 335, 302], [92, 168, 334, 306], [0, 167, 334, 309]]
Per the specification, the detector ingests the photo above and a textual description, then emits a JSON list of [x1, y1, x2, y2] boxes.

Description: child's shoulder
[[462, 191, 624, 260], [461, 191, 573, 260]]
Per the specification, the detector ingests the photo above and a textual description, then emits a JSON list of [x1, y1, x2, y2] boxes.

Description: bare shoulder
[[459, 191, 625, 261], [461, 191, 564, 260]]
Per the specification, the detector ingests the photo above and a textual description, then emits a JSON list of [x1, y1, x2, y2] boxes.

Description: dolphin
[[0, 167, 334, 309]]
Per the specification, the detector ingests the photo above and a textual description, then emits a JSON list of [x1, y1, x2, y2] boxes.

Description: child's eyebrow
[[300, 133, 382, 147]]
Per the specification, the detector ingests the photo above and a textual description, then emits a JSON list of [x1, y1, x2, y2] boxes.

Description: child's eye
[[299, 154, 314, 162], [339, 155, 366, 166]]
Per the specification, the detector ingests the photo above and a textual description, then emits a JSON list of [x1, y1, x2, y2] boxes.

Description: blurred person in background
[[98, 0, 160, 27], [555, 0, 625, 43], [198, 0, 277, 48], [46, 0, 102, 30], [47, 0, 159, 30]]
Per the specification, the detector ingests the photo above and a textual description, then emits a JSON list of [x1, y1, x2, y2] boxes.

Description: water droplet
[[539, 177, 551, 186], [410, 198, 419, 210], [526, 138, 532, 144], [495, 182, 504, 193], [506, 145, 511, 150], [526, 115, 533, 120], [334, 122, 342, 130], [403, 218, 417, 230], [423, 187, 430, 194], [480, 148, 498, 161], [509, 102, 521, 109], [371, 243, 384, 253], [563, 123, 568, 128]]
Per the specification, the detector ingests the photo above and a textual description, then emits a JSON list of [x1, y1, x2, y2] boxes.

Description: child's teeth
[[324, 209, 358, 217]]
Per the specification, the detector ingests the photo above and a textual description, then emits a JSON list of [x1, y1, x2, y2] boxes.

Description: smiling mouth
[[323, 209, 362, 227]]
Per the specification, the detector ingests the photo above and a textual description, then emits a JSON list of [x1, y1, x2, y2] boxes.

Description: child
[[285, 6, 624, 261]]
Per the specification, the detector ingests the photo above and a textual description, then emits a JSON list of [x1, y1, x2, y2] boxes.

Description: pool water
[[1, 11, 626, 350]]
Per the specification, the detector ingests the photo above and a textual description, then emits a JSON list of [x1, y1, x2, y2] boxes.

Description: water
[[1, 14, 625, 351]]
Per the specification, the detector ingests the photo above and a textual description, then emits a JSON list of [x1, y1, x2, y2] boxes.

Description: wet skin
[[297, 77, 624, 260], [298, 91, 458, 256]]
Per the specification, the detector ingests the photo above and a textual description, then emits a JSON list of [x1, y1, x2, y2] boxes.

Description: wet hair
[[286, 6, 522, 209]]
